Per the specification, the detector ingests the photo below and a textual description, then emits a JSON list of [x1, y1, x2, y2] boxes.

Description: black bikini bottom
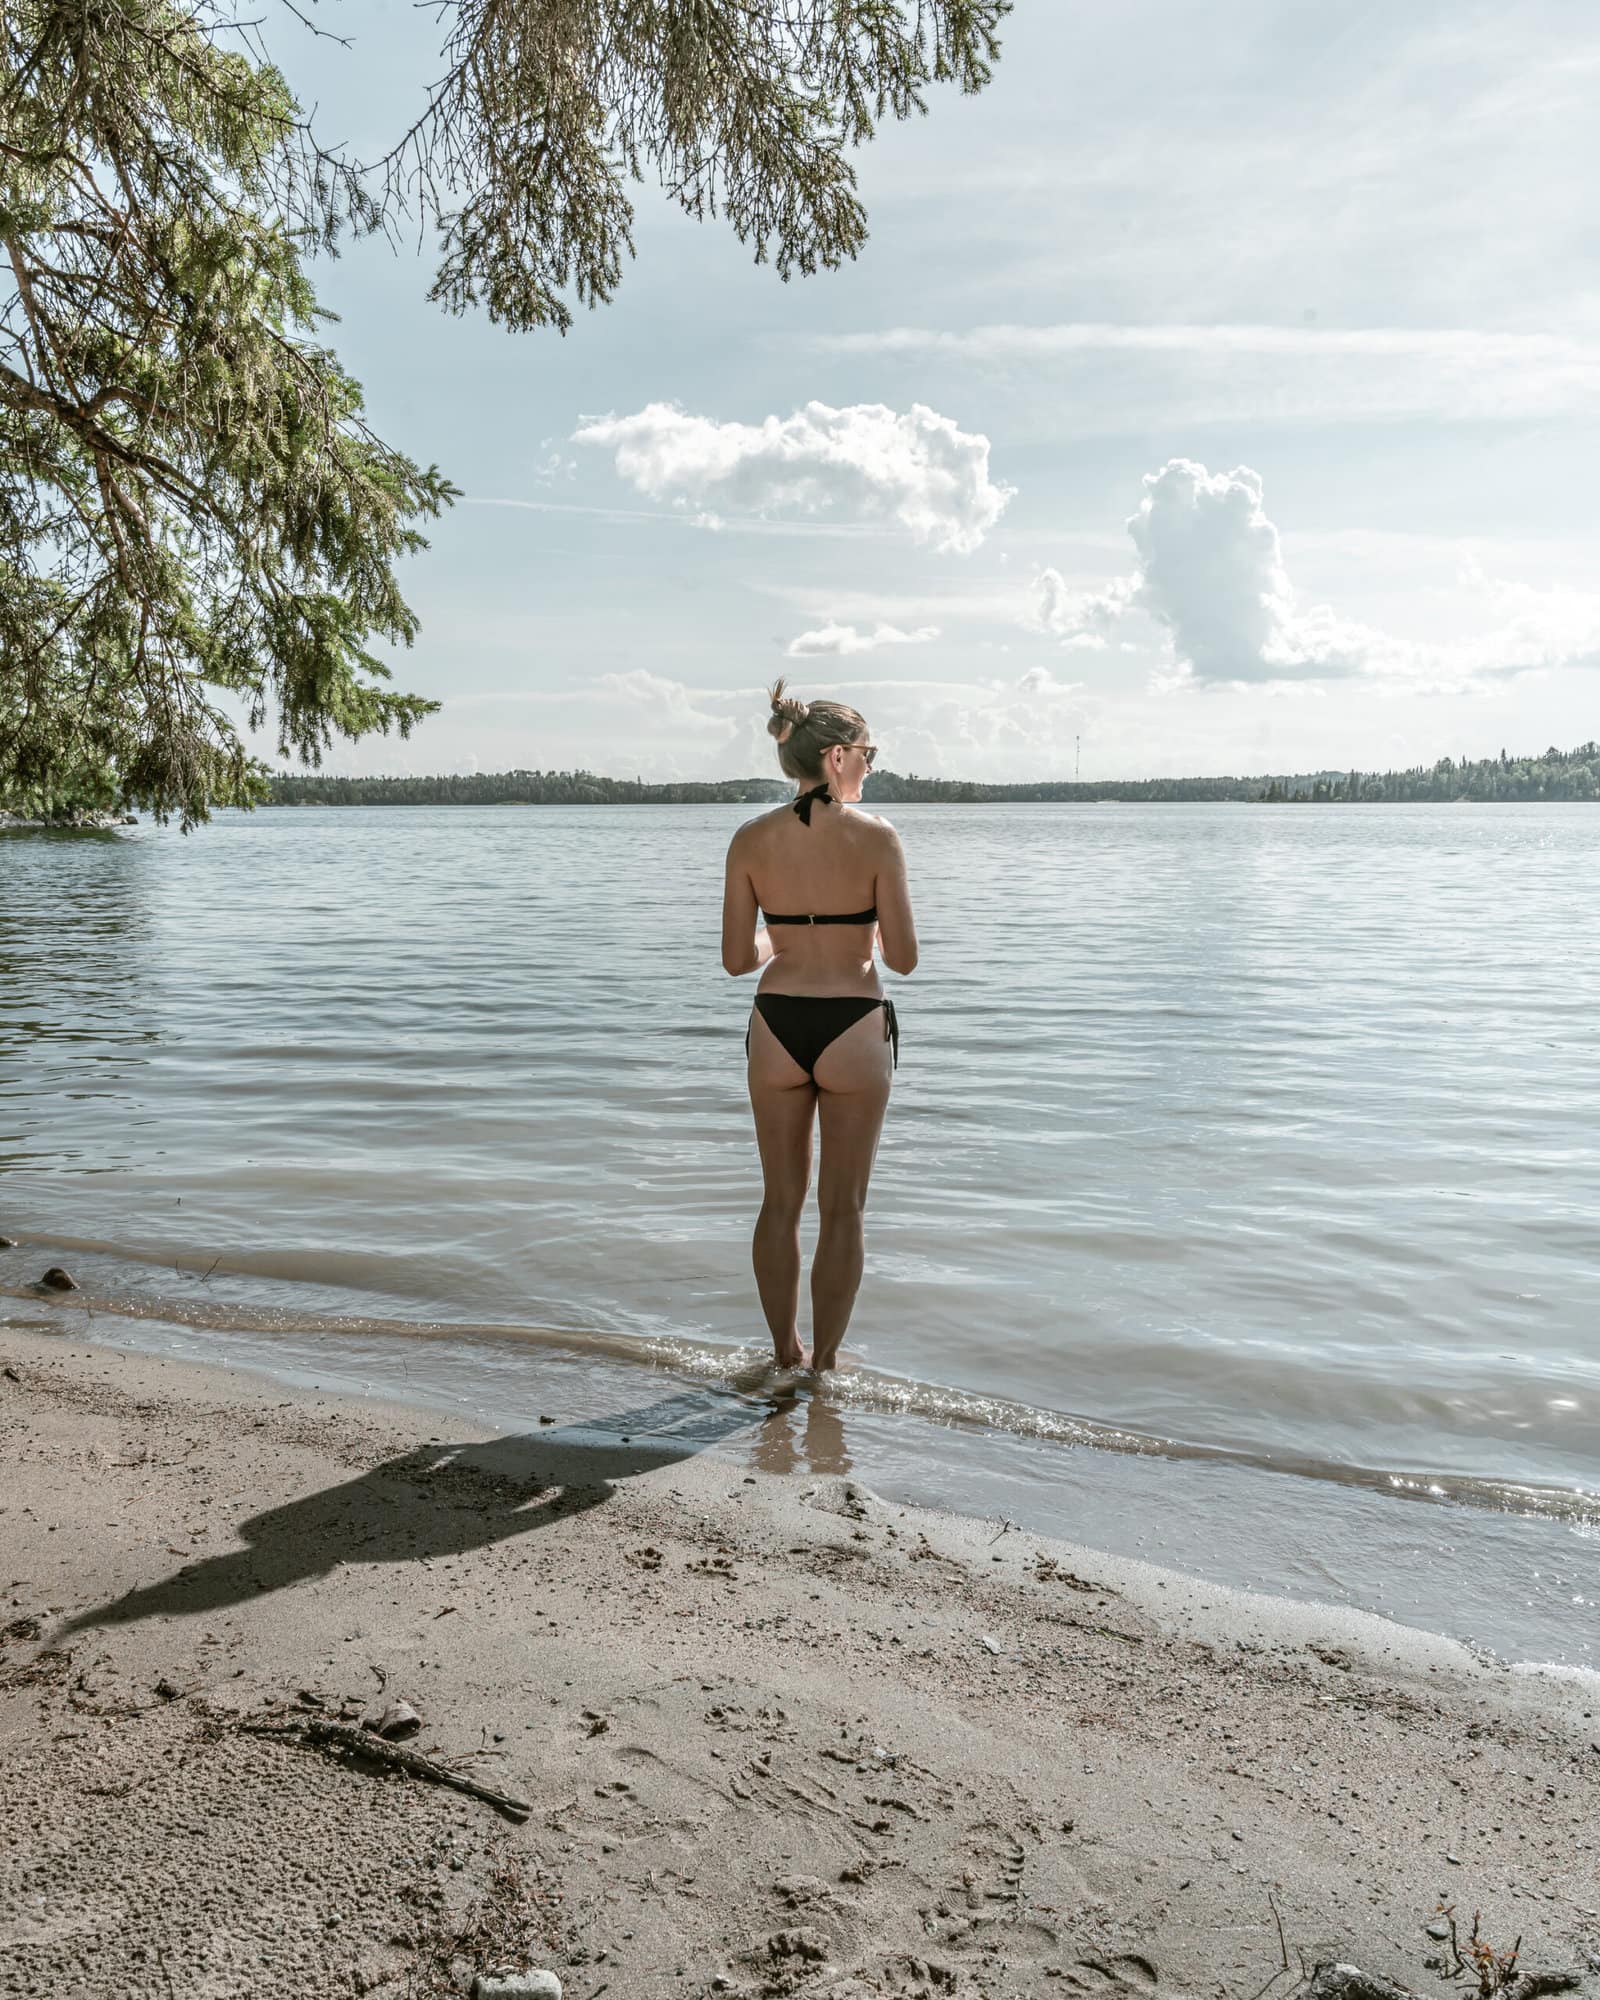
[[747, 994, 900, 1081]]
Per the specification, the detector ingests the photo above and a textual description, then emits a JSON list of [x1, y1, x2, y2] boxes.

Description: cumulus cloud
[[573, 400, 1013, 553], [1031, 566, 1136, 640], [787, 622, 940, 657], [1028, 459, 1394, 685], [1092, 458, 1600, 690], [1123, 460, 1348, 682]]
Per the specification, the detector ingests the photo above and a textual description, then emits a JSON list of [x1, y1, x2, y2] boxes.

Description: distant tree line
[[863, 772, 1255, 802], [1256, 743, 1600, 803], [266, 769, 792, 807], [262, 742, 1600, 810]]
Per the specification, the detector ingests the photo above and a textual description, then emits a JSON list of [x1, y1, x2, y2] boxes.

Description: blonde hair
[[765, 678, 869, 783]]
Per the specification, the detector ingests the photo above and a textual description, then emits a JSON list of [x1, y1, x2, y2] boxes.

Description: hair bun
[[766, 678, 810, 745]]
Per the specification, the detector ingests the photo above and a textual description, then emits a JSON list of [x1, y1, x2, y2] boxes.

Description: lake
[[2, 801, 1595, 1666]]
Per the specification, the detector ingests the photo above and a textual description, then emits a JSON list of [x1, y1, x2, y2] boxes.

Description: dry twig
[[241, 1713, 531, 1818]]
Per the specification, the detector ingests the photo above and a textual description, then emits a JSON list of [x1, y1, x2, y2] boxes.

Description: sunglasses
[[838, 741, 877, 768]]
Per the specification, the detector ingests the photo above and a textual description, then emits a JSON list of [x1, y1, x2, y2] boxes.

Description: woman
[[721, 680, 918, 1371]]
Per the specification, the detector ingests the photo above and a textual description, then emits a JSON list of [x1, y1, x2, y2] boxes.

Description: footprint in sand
[[1056, 1953, 1165, 1996]]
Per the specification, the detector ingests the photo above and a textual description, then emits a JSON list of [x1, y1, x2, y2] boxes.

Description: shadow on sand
[[61, 1379, 858, 1636]]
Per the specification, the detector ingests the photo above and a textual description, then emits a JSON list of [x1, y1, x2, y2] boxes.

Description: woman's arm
[[873, 823, 919, 976], [721, 836, 774, 976]]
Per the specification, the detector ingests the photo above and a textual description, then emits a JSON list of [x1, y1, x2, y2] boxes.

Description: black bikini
[[749, 992, 900, 1079], [744, 782, 901, 1080]]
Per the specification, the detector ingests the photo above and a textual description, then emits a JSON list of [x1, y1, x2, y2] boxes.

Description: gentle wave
[[10, 1272, 1595, 1531]]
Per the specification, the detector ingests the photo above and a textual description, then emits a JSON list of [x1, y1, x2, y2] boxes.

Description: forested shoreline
[[265, 742, 1600, 808]]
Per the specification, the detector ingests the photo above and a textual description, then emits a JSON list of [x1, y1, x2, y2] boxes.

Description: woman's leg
[[810, 1010, 894, 1370], [747, 1011, 818, 1367]]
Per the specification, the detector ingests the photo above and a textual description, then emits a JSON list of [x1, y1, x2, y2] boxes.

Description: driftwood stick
[[243, 1715, 531, 1818]]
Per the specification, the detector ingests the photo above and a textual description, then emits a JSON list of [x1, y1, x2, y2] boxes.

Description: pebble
[[1445, 1852, 1462, 1865], [472, 1975, 562, 2000], [0, 1235, 17, 1249], [363, 1700, 421, 1740], [1426, 1922, 1451, 1940], [39, 1266, 79, 1291]]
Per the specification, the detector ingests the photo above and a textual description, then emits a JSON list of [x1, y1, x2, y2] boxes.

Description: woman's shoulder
[[727, 804, 788, 849], [843, 806, 902, 845]]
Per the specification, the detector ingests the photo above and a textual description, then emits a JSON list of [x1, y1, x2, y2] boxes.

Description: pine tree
[[2, 0, 1010, 822]]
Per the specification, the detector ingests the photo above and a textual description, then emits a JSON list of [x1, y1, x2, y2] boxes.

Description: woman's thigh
[[814, 1010, 893, 1208], [748, 1013, 818, 1206]]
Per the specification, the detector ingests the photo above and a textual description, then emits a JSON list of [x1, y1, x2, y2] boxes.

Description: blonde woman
[[721, 681, 919, 1371]]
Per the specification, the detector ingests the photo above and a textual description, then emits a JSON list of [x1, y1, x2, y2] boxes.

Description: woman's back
[[735, 801, 891, 995], [745, 797, 882, 912]]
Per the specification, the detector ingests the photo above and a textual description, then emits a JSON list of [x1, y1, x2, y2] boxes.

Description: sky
[[263, 0, 1600, 783]]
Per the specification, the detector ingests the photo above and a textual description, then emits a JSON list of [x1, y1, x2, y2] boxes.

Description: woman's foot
[[773, 1338, 807, 1370]]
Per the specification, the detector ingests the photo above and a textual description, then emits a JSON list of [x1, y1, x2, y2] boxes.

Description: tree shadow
[[61, 1384, 785, 1636]]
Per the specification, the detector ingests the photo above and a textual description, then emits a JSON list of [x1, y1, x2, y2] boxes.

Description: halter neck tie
[[792, 782, 832, 826]]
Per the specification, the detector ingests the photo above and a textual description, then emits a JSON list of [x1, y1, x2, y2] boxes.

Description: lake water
[[3, 802, 1595, 1666]]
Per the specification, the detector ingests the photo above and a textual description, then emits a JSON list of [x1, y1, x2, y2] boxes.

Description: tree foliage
[[2, 0, 1011, 822], [1256, 743, 1600, 804], [382, 0, 1008, 331], [269, 766, 791, 806]]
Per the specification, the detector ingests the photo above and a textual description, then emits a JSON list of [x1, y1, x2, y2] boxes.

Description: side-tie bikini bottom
[[747, 994, 900, 1081]]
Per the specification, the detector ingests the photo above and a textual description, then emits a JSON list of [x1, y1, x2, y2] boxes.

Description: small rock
[[1445, 1852, 1461, 1865], [472, 1975, 562, 2000], [0, 1235, 17, 1249], [3, 1366, 19, 1382], [538, 1415, 556, 1425], [364, 1699, 421, 1739], [979, 1634, 1003, 1655], [1304, 1963, 1422, 2000], [38, 1267, 78, 1291], [1426, 1922, 1451, 1941]]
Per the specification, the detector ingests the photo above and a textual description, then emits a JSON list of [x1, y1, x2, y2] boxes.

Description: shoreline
[[3, 1329, 1597, 2000], [4, 1260, 1595, 1673]]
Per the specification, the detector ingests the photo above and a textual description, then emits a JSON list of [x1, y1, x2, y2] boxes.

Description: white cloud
[[573, 400, 1013, 553], [787, 621, 940, 657], [1031, 566, 1137, 640], [1028, 458, 1469, 685], [1057, 458, 1600, 691], [1125, 460, 1329, 682]]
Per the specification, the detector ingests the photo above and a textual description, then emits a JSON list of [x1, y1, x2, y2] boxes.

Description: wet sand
[[1, 1330, 1596, 2000]]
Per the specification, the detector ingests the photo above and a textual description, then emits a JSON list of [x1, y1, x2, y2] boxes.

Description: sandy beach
[[2, 1327, 1596, 2000]]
